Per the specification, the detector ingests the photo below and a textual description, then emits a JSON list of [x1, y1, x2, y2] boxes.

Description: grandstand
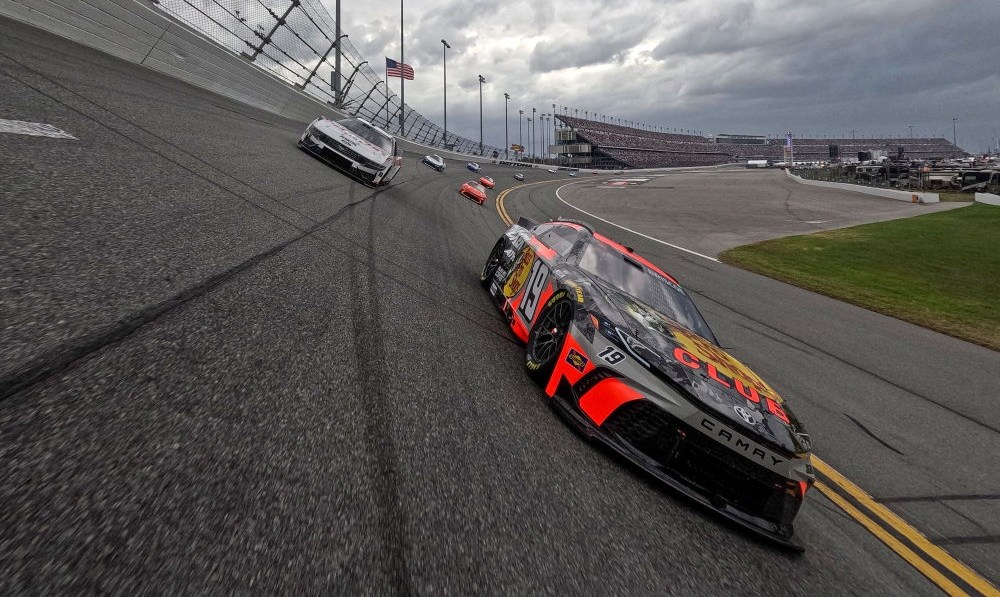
[[553, 115, 966, 169]]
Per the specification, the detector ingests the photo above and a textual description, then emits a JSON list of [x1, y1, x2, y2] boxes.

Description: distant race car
[[547, 168, 557, 173], [479, 175, 495, 189], [423, 154, 446, 171], [298, 116, 402, 186], [467, 162, 481, 172], [459, 181, 488, 205], [514, 173, 525, 181], [568, 171, 578, 177], [480, 217, 815, 548]]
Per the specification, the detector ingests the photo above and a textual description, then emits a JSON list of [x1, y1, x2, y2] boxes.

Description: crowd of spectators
[[554, 115, 965, 168]]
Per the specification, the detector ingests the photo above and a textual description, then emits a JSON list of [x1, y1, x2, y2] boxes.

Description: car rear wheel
[[525, 297, 574, 382], [480, 238, 505, 288]]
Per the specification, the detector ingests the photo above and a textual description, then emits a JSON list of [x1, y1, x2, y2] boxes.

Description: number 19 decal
[[518, 260, 550, 322], [598, 346, 626, 365]]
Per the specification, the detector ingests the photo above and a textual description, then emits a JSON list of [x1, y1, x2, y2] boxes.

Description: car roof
[[545, 219, 679, 285]]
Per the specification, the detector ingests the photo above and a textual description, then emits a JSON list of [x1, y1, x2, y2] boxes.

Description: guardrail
[[786, 170, 940, 204]]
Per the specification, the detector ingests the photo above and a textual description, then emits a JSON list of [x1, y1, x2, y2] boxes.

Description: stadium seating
[[554, 116, 965, 168]]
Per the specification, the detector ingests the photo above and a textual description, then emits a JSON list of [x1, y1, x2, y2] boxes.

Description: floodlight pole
[[478, 75, 486, 155], [441, 39, 450, 149], [504, 92, 510, 159]]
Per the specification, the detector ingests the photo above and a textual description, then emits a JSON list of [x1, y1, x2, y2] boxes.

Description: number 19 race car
[[480, 217, 815, 548]]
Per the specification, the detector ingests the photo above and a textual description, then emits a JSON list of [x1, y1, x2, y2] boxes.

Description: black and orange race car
[[460, 181, 488, 205], [480, 217, 815, 548]]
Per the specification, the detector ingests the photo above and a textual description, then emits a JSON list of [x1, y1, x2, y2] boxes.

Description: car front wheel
[[525, 297, 574, 382]]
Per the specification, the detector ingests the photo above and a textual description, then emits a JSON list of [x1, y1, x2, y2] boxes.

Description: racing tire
[[480, 238, 505, 288], [525, 297, 574, 383]]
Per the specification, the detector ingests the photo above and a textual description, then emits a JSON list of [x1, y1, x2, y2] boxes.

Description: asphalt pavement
[[2, 15, 998, 595]]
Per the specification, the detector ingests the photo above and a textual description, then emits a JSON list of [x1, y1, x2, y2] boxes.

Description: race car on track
[[422, 154, 446, 171], [479, 175, 495, 189], [467, 162, 481, 172], [480, 217, 815, 548], [514, 173, 525, 181], [298, 116, 402, 186], [459, 181, 488, 205]]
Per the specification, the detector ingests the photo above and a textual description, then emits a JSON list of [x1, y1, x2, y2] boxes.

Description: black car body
[[480, 217, 815, 548]]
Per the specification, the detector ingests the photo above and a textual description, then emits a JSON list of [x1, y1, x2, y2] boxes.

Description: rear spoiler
[[516, 216, 539, 230]]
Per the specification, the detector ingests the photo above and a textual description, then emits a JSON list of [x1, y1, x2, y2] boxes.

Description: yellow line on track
[[814, 481, 970, 596], [495, 179, 568, 227], [814, 457, 999, 596], [493, 176, 998, 596]]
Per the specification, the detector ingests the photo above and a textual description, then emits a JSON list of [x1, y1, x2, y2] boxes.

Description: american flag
[[385, 57, 414, 80]]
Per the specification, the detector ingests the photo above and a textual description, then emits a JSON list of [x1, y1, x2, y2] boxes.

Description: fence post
[[352, 83, 379, 116], [297, 37, 340, 89], [339, 60, 367, 106], [241, 0, 300, 62]]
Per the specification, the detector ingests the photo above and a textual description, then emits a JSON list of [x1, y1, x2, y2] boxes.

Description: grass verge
[[719, 203, 1000, 351]]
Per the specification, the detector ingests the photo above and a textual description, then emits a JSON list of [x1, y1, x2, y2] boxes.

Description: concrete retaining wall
[[974, 193, 1000, 206], [0, 0, 339, 123], [785, 170, 940, 204]]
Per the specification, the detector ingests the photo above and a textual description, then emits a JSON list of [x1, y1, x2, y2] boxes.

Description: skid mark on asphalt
[[0, 188, 380, 402], [843, 413, 906, 455], [348, 198, 413, 593]]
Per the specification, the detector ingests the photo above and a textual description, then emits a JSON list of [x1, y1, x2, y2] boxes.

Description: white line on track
[[554, 182, 720, 263], [0, 118, 77, 140]]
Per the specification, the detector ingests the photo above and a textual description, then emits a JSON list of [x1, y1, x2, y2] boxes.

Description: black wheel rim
[[529, 300, 573, 364], [482, 241, 503, 281]]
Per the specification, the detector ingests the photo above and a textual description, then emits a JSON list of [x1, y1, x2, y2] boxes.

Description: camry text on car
[[480, 217, 815, 549], [298, 116, 402, 186]]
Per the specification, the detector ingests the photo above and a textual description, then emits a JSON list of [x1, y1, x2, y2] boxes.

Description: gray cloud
[[334, 0, 1000, 152]]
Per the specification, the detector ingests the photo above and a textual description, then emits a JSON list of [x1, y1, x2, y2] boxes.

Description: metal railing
[[155, 0, 504, 156]]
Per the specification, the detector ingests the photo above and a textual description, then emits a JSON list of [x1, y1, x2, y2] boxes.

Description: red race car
[[479, 175, 495, 189], [459, 181, 488, 205]]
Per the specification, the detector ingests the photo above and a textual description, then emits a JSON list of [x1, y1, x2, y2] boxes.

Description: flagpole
[[385, 62, 389, 127], [399, 0, 404, 135]]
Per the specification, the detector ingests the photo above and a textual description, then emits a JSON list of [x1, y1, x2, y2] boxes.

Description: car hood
[[589, 278, 811, 455], [313, 120, 391, 163]]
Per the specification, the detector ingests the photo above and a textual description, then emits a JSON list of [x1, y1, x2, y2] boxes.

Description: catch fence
[[155, 0, 503, 156]]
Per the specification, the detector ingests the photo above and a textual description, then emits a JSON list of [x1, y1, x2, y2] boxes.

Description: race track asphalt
[[2, 16, 998, 595]]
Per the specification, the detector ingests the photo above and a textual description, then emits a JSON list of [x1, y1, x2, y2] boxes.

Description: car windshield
[[431, 155, 442, 161], [469, 182, 486, 192], [577, 241, 715, 341], [337, 118, 393, 153]]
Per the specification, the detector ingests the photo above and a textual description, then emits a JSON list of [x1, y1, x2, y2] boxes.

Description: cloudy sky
[[332, 0, 1000, 154]]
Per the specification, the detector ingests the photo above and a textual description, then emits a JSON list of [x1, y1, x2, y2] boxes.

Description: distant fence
[[156, 0, 503, 156]]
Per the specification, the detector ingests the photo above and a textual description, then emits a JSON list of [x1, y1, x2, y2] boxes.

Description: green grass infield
[[719, 203, 1000, 351]]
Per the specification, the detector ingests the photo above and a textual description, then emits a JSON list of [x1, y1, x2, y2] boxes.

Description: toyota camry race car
[[467, 162, 481, 172], [479, 175, 495, 189], [480, 217, 814, 548], [298, 116, 402, 186]]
